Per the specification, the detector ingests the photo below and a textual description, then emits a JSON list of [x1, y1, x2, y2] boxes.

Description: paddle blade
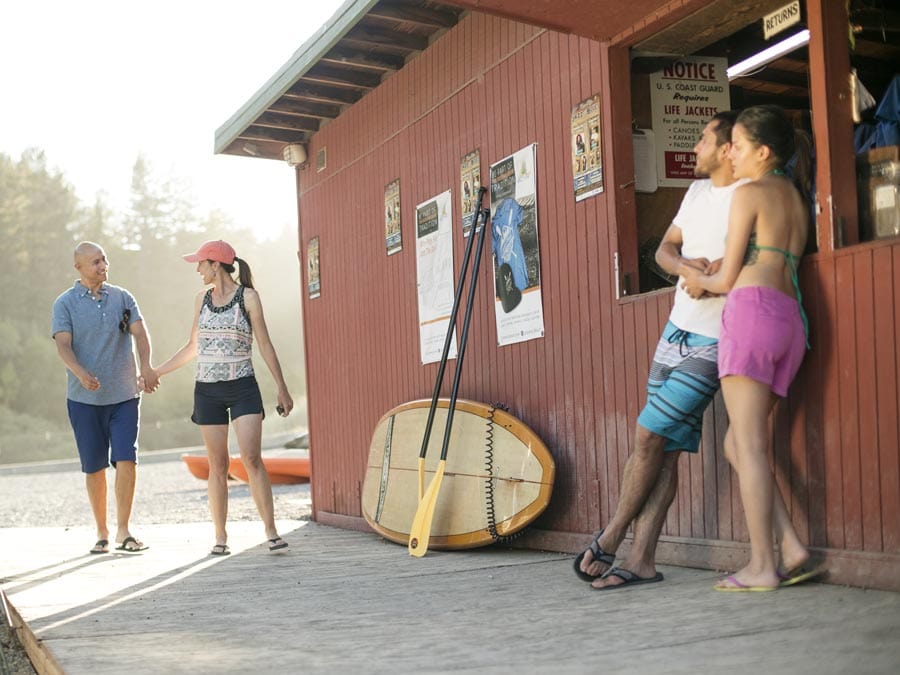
[[417, 457, 424, 501], [408, 460, 446, 557]]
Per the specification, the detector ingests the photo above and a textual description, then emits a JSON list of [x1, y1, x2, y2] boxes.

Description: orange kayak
[[181, 454, 210, 480], [228, 456, 311, 485]]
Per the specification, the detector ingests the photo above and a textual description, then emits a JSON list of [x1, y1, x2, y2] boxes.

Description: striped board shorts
[[636, 321, 720, 453]]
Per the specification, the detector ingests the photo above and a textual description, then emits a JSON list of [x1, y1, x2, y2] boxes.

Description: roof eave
[[213, 0, 380, 156]]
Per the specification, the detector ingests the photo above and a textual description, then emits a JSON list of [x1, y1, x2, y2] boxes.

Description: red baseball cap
[[182, 240, 236, 264]]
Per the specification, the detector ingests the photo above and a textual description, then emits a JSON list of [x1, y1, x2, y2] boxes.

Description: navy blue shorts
[[67, 398, 140, 474], [192, 376, 264, 426]]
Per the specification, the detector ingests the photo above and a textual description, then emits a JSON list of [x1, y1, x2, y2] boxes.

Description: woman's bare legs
[[720, 375, 780, 589], [201, 424, 231, 546], [723, 409, 810, 576], [232, 413, 279, 541]]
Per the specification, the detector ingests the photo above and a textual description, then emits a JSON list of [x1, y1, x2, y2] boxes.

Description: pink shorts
[[718, 286, 806, 397]]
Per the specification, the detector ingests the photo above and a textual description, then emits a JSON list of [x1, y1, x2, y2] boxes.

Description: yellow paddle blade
[[417, 457, 425, 501], [408, 460, 446, 557]]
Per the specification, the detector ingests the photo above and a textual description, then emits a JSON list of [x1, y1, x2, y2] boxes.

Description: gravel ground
[[0, 451, 312, 530], [0, 448, 312, 675], [0, 625, 35, 675]]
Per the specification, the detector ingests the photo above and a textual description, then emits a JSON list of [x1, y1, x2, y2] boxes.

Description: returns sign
[[763, 1, 801, 39]]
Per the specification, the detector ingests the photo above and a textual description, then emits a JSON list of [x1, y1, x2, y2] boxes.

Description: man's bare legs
[[591, 450, 680, 588], [579, 425, 668, 577], [86, 469, 108, 543], [113, 460, 142, 546]]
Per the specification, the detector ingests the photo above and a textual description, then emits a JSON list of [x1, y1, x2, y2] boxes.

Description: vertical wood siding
[[295, 13, 900, 567]]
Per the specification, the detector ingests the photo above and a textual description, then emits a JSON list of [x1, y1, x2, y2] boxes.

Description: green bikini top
[[748, 243, 810, 349]]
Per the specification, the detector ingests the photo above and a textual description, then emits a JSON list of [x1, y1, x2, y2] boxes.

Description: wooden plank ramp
[[2, 522, 900, 674]]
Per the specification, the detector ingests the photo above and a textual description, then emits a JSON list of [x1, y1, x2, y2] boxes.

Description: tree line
[[0, 149, 306, 464]]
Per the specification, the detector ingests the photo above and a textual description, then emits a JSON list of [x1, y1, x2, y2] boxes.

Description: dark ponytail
[[219, 256, 255, 289], [736, 104, 813, 203]]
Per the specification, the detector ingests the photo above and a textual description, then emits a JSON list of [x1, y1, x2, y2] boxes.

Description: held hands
[[679, 257, 721, 300], [680, 267, 706, 299], [139, 367, 161, 393]]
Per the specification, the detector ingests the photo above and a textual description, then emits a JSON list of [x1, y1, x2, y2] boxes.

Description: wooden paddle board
[[228, 456, 311, 485], [362, 399, 554, 549]]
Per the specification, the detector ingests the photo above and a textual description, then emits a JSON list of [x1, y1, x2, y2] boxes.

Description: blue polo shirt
[[51, 281, 143, 406]]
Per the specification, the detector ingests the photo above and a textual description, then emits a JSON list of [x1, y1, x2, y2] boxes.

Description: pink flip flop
[[714, 574, 778, 592]]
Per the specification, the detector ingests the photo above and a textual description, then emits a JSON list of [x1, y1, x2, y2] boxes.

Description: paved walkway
[[2, 521, 899, 674]]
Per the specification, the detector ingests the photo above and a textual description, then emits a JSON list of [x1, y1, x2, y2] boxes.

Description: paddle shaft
[[409, 207, 490, 557], [417, 187, 487, 464], [438, 208, 489, 460]]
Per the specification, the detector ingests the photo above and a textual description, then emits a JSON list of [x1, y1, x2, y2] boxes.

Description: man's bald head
[[74, 241, 103, 263], [73, 242, 109, 288]]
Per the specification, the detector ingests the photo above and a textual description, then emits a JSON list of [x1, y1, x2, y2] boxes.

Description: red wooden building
[[216, 0, 900, 590]]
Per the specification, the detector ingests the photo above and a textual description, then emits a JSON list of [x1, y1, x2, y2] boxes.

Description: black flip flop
[[778, 567, 825, 587], [210, 544, 231, 556], [268, 537, 289, 553], [573, 529, 615, 582], [115, 536, 148, 552], [592, 567, 664, 591], [90, 539, 109, 554]]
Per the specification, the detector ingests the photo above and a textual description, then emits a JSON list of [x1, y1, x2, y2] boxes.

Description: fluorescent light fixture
[[727, 29, 810, 80]]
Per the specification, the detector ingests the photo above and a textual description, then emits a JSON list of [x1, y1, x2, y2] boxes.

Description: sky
[[1, 0, 348, 241]]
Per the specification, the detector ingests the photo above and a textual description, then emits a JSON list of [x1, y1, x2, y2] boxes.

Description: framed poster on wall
[[489, 144, 544, 347], [415, 190, 456, 364], [571, 94, 604, 202], [307, 236, 320, 299], [460, 149, 481, 238], [384, 178, 402, 255]]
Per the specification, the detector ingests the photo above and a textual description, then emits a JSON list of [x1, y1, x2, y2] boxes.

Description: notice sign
[[649, 56, 730, 188]]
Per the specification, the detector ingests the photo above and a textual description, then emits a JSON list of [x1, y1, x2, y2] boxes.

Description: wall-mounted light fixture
[[242, 142, 260, 157], [283, 143, 308, 167], [726, 29, 810, 81]]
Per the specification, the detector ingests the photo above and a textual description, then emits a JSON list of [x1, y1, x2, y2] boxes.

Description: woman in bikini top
[[680, 105, 819, 593]]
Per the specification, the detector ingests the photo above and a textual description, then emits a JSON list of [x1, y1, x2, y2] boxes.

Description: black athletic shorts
[[192, 376, 264, 425]]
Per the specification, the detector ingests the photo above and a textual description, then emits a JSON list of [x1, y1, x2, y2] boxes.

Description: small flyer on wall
[[384, 178, 402, 255], [415, 190, 456, 364], [307, 236, 320, 299], [570, 94, 604, 202], [649, 56, 730, 187], [460, 149, 481, 238], [489, 143, 545, 347]]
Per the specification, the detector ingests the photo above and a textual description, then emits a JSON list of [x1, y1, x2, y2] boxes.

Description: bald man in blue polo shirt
[[52, 242, 160, 554]]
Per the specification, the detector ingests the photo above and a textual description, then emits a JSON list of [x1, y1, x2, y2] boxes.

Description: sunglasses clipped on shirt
[[119, 309, 131, 334]]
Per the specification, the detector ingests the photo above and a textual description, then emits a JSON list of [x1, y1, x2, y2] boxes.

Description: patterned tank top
[[196, 285, 255, 383]]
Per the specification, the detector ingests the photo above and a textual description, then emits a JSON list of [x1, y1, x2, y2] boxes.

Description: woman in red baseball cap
[[156, 239, 294, 555]]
